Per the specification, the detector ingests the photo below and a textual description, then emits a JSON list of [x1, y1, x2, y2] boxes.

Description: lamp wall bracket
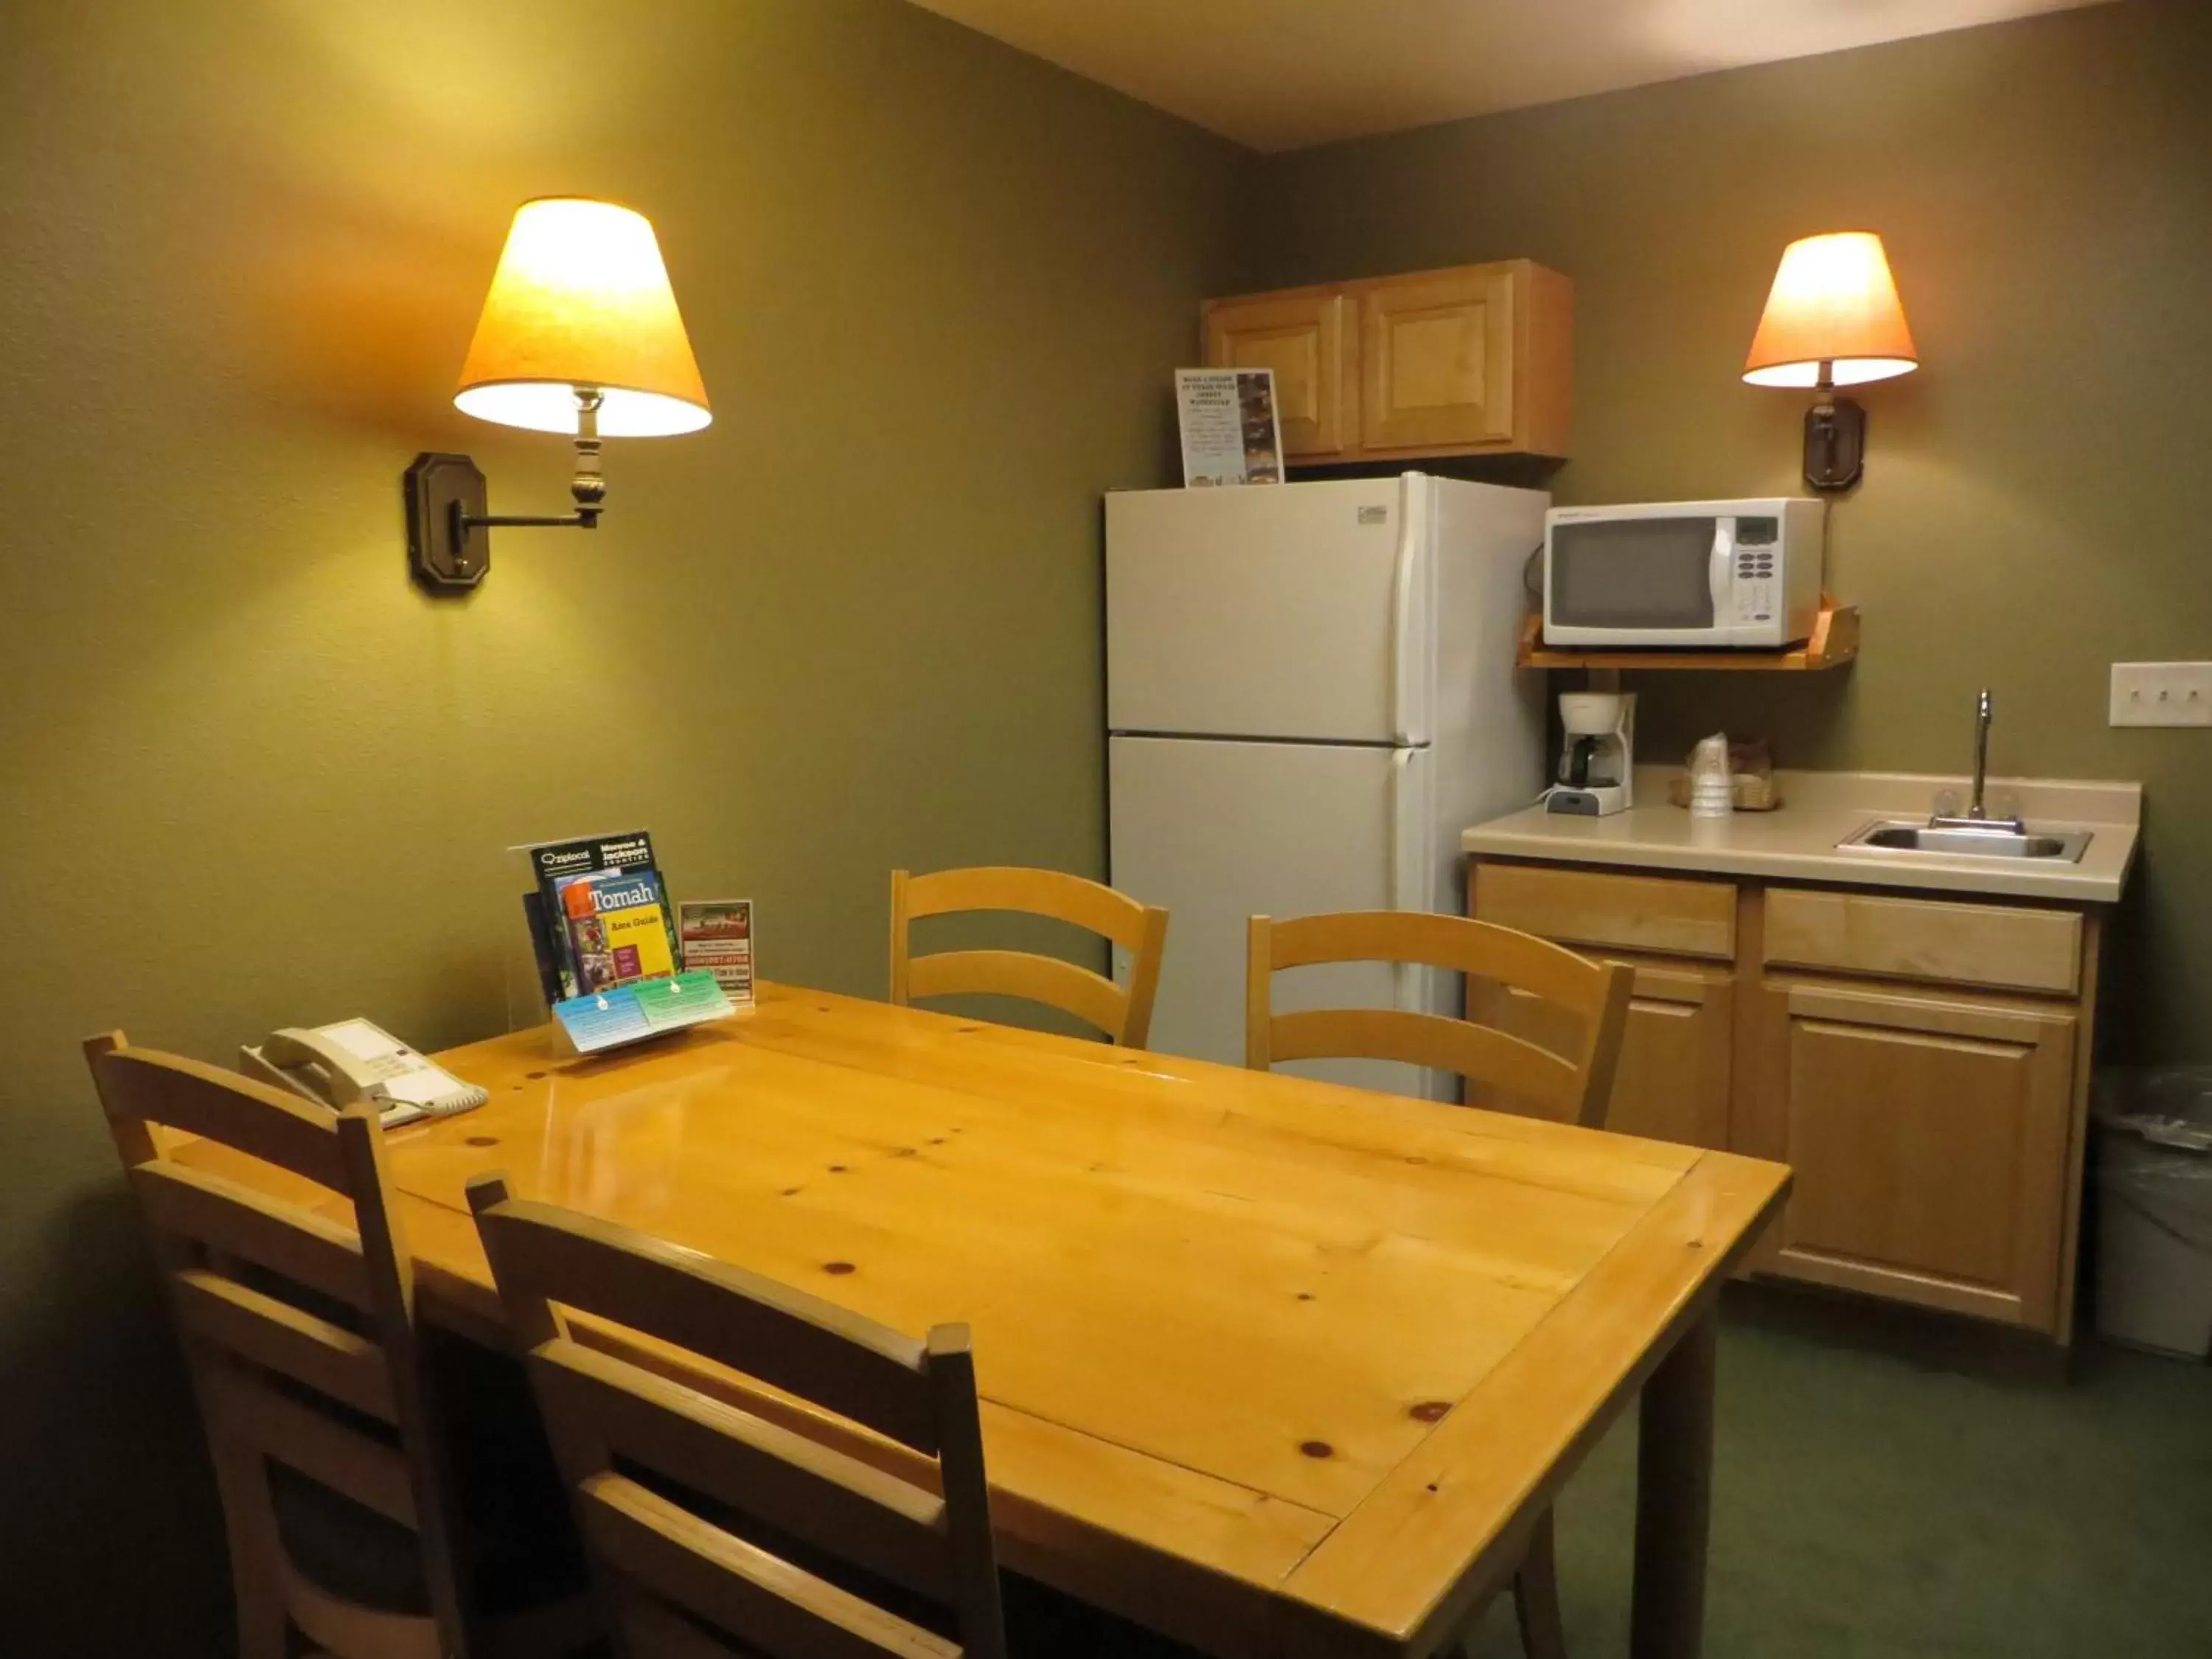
[[404, 452, 491, 591], [1804, 363, 1867, 492]]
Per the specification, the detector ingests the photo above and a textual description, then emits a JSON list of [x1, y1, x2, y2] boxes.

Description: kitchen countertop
[[1463, 768, 2141, 903]]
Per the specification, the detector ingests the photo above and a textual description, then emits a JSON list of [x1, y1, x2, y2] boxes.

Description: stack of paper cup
[[1688, 734, 1734, 819]]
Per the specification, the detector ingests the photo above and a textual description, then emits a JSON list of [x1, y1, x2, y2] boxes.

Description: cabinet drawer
[[1473, 863, 1736, 961], [1763, 888, 2081, 996]]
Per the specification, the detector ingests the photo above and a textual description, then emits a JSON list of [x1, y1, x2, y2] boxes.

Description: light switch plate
[[2110, 662, 2212, 727]]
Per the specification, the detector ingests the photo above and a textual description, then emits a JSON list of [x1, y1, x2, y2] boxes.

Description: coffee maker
[[1545, 692, 1635, 816]]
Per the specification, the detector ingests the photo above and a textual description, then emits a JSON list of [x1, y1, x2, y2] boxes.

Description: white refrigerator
[[1105, 473, 1548, 1100]]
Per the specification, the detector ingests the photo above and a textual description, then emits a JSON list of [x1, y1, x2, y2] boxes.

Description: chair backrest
[[888, 866, 1169, 1048], [83, 1030, 471, 1655], [467, 1175, 1006, 1659], [1243, 911, 1634, 1127]]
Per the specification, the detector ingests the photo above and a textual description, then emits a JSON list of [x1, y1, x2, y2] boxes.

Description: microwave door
[[1545, 515, 1720, 644]]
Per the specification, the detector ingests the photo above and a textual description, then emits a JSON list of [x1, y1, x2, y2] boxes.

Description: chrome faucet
[[1933, 688, 2023, 832], [1969, 688, 1993, 820]]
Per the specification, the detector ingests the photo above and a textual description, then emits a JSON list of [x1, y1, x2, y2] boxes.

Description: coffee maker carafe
[[1545, 692, 1635, 816]]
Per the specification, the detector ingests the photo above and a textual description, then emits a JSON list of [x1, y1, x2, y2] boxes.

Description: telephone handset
[[240, 1018, 488, 1127]]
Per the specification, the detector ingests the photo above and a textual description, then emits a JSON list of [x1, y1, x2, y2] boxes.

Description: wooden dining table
[[182, 982, 1788, 1659]]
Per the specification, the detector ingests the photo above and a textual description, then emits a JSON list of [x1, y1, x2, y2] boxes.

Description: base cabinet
[[1471, 860, 2100, 1341], [1472, 959, 1731, 1151], [1744, 981, 2077, 1330]]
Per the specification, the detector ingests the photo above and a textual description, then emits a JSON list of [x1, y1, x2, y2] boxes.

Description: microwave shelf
[[1517, 596, 1858, 672]]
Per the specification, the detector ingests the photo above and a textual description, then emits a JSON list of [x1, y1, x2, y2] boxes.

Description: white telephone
[[240, 1019, 488, 1127]]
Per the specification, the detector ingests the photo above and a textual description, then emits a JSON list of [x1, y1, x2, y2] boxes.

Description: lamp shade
[[1743, 232, 1917, 389], [454, 198, 710, 437]]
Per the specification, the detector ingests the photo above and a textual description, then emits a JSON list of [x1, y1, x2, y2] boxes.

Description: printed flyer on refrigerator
[[1175, 366, 1283, 487]]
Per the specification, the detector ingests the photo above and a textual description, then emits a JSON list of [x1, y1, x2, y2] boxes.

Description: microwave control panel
[[1731, 515, 1778, 623]]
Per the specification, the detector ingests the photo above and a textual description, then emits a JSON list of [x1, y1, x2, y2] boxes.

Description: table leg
[[1630, 1307, 1717, 1659]]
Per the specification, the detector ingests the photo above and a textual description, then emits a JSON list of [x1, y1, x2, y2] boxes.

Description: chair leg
[[1511, 1507, 1569, 1659], [204, 1436, 290, 1659]]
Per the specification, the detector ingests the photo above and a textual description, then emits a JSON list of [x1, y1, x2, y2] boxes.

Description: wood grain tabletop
[[179, 982, 1788, 1658]]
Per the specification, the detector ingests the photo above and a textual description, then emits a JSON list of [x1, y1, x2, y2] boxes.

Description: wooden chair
[[83, 1032, 591, 1659], [1244, 909, 1632, 1127], [1242, 911, 1634, 1659], [889, 866, 1169, 1048], [467, 1172, 1008, 1659]]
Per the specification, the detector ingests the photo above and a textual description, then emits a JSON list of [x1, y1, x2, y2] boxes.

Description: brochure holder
[[506, 829, 739, 1056]]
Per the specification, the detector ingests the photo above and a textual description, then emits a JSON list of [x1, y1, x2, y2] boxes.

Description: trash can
[[2092, 1067, 2212, 1358]]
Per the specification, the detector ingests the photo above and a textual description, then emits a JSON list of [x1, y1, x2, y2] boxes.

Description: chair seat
[[271, 1333, 590, 1619], [269, 1461, 585, 1619], [1002, 1574, 1208, 1658], [268, 1459, 432, 1616], [620, 1472, 1207, 1658]]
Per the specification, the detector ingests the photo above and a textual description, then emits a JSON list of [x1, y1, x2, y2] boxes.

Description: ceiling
[[904, 0, 2118, 152]]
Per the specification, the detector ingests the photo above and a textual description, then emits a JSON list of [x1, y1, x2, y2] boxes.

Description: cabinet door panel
[[1753, 981, 2075, 1330], [1361, 268, 1514, 452], [1610, 970, 1734, 1150], [1203, 290, 1347, 458], [1470, 962, 1731, 1149]]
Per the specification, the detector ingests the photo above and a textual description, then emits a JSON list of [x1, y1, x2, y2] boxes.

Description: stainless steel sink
[[1837, 819, 2093, 863]]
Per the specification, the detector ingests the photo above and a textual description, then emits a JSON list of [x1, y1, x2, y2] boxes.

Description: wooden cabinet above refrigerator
[[1200, 260, 1573, 464]]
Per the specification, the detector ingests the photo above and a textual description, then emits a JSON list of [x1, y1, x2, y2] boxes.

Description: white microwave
[[1542, 498, 1825, 649]]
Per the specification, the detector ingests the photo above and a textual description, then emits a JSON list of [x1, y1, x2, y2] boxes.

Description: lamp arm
[[1808, 359, 1838, 473], [1800, 358, 1868, 492], [405, 386, 622, 592], [465, 509, 599, 530], [459, 386, 605, 533]]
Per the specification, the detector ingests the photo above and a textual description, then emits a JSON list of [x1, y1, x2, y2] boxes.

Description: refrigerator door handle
[[1388, 747, 1419, 1012], [1389, 487, 1420, 745]]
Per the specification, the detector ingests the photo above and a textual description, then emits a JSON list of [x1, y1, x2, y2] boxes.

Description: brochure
[[556, 868, 677, 993], [678, 899, 756, 1009], [522, 830, 673, 1000], [520, 889, 565, 1007], [1175, 367, 1284, 487], [552, 969, 735, 1055]]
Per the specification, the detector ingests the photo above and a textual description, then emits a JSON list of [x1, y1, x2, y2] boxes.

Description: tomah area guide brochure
[[558, 869, 677, 993]]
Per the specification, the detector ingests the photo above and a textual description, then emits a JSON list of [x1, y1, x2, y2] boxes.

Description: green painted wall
[[0, 3, 1244, 1651], [1247, 0, 2212, 1060], [11, 0, 2212, 1649]]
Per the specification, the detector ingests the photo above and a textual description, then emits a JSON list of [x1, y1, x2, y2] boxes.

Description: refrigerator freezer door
[[1109, 734, 1444, 1100], [1105, 479, 1429, 745]]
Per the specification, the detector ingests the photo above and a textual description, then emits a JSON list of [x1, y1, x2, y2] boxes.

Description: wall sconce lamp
[[406, 197, 710, 591], [1743, 231, 1916, 491]]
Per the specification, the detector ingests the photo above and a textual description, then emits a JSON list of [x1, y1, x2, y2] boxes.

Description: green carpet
[[1457, 1298, 2212, 1658]]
